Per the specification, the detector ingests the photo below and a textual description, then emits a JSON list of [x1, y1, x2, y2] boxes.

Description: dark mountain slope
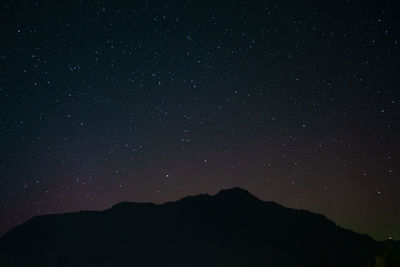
[[0, 187, 383, 267]]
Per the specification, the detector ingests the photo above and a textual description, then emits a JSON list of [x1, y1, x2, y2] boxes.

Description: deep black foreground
[[0, 188, 398, 266]]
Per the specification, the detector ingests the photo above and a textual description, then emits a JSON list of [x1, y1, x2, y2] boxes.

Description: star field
[[1, 0, 399, 240]]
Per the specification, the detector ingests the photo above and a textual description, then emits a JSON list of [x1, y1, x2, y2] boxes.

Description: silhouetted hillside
[[0, 187, 386, 266]]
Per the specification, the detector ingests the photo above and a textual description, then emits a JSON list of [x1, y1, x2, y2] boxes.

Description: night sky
[[1, 0, 399, 241]]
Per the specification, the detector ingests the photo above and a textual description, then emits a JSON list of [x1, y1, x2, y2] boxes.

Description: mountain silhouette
[[0, 187, 386, 266]]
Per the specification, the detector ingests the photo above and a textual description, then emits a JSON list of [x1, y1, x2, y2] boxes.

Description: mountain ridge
[[0, 187, 385, 267]]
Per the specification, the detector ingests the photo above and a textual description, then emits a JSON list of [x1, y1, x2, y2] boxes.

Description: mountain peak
[[215, 187, 260, 201]]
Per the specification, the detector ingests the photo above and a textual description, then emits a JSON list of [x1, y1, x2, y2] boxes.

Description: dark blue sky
[[1, 0, 399, 240]]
